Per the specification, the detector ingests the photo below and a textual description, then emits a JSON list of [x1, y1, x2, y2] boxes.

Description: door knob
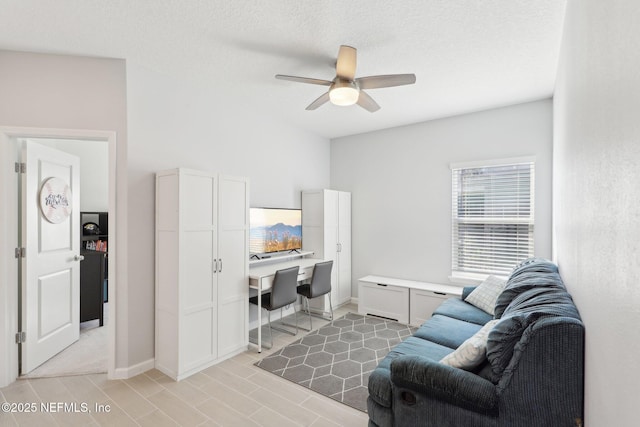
[[74, 255, 85, 261]]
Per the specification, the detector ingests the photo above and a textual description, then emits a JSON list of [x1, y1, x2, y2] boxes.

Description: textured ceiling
[[0, 0, 567, 139]]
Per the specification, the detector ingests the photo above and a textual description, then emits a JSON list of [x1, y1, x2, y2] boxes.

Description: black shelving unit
[[81, 212, 108, 251], [80, 212, 108, 325], [80, 251, 105, 326]]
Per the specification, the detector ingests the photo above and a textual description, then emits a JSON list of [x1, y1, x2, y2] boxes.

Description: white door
[[179, 171, 217, 372], [217, 175, 249, 356], [21, 141, 81, 374], [337, 191, 352, 305], [324, 190, 340, 307]]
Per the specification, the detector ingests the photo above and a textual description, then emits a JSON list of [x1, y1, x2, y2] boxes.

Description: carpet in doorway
[[22, 305, 109, 379], [254, 313, 416, 412]]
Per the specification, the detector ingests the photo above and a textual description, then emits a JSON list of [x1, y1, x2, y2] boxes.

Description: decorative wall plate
[[39, 177, 72, 224]]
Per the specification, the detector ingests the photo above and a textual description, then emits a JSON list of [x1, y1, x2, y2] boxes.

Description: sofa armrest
[[390, 355, 498, 416], [462, 286, 477, 300]]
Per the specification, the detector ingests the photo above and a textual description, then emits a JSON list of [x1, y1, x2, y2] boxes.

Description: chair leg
[[271, 306, 298, 336], [250, 307, 272, 350], [328, 292, 334, 321], [299, 295, 332, 329], [306, 297, 313, 330], [287, 297, 312, 332], [267, 310, 274, 349]]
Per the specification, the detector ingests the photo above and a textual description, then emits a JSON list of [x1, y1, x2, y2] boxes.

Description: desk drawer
[[258, 266, 313, 290], [297, 266, 313, 281]]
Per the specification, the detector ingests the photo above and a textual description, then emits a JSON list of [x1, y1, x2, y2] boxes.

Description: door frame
[[0, 126, 117, 387]]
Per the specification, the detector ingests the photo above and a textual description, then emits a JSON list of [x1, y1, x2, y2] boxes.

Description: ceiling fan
[[275, 45, 416, 112]]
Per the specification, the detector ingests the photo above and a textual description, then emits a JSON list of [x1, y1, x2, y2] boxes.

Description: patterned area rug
[[255, 313, 416, 412]]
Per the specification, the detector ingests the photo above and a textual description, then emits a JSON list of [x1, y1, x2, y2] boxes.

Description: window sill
[[448, 272, 508, 286]]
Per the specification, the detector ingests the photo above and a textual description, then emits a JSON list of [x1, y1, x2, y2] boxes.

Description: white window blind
[[451, 159, 534, 276]]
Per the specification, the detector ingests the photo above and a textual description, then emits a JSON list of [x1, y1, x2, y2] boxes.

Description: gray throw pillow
[[464, 275, 506, 315]]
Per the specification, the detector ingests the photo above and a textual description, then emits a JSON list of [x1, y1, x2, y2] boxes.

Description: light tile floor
[[0, 303, 370, 426]]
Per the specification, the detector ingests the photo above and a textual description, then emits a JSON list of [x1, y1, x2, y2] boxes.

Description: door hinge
[[15, 332, 26, 344], [14, 162, 26, 173], [15, 247, 26, 258]]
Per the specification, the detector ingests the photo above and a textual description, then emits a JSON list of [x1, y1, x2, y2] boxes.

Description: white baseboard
[[351, 297, 359, 305], [111, 358, 155, 379]]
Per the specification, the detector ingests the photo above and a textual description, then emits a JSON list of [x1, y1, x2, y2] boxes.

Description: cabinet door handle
[[213, 259, 218, 273], [219, 258, 222, 273], [377, 283, 388, 287]]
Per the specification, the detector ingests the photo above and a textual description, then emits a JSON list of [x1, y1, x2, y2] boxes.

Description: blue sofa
[[367, 258, 584, 427]]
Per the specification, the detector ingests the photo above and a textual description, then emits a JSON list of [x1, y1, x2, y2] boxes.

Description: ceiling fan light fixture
[[275, 45, 416, 112], [329, 80, 359, 106]]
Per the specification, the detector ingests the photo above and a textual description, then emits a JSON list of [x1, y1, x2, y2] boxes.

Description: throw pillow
[[440, 319, 499, 370], [464, 275, 506, 315]]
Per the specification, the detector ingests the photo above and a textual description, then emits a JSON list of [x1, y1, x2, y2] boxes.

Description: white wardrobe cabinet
[[302, 189, 352, 315], [155, 168, 249, 381]]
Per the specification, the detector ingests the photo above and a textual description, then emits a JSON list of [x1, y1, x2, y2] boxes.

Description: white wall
[[553, 1, 640, 424], [0, 50, 128, 382], [126, 63, 330, 366], [0, 50, 330, 380], [331, 99, 553, 296]]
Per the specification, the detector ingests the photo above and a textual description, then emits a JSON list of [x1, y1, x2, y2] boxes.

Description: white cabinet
[[409, 289, 451, 326], [358, 275, 462, 326], [155, 168, 249, 380], [302, 189, 352, 314], [358, 281, 409, 324]]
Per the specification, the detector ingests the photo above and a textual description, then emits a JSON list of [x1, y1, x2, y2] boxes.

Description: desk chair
[[297, 260, 333, 331], [249, 265, 299, 349]]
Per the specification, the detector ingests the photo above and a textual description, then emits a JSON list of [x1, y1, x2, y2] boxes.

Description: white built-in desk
[[249, 256, 325, 352], [358, 275, 463, 326]]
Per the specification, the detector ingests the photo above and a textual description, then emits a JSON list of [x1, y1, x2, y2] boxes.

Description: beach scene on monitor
[[250, 208, 302, 254]]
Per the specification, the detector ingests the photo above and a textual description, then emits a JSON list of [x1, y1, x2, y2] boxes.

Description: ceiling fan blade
[[275, 74, 332, 86], [356, 90, 380, 113], [306, 92, 331, 110], [336, 45, 357, 80], [357, 74, 416, 90]]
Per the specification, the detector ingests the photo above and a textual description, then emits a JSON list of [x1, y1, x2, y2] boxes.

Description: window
[[451, 158, 534, 277]]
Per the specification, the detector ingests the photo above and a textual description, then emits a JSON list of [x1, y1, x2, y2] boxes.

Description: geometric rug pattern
[[255, 313, 416, 412]]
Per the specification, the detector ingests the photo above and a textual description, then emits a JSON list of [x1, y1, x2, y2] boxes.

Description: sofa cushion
[[368, 337, 453, 408], [511, 257, 559, 277], [486, 314, 528, 382], [433, 298, 494, 325], [414, 314, 483, 349], [503, 286, 581, 319], [487, 287, 582, 382], [464, 275, 506, 315], [440, 319, 500, 370], [494, 258, 565, 318], [473, 359, 494, 382]]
